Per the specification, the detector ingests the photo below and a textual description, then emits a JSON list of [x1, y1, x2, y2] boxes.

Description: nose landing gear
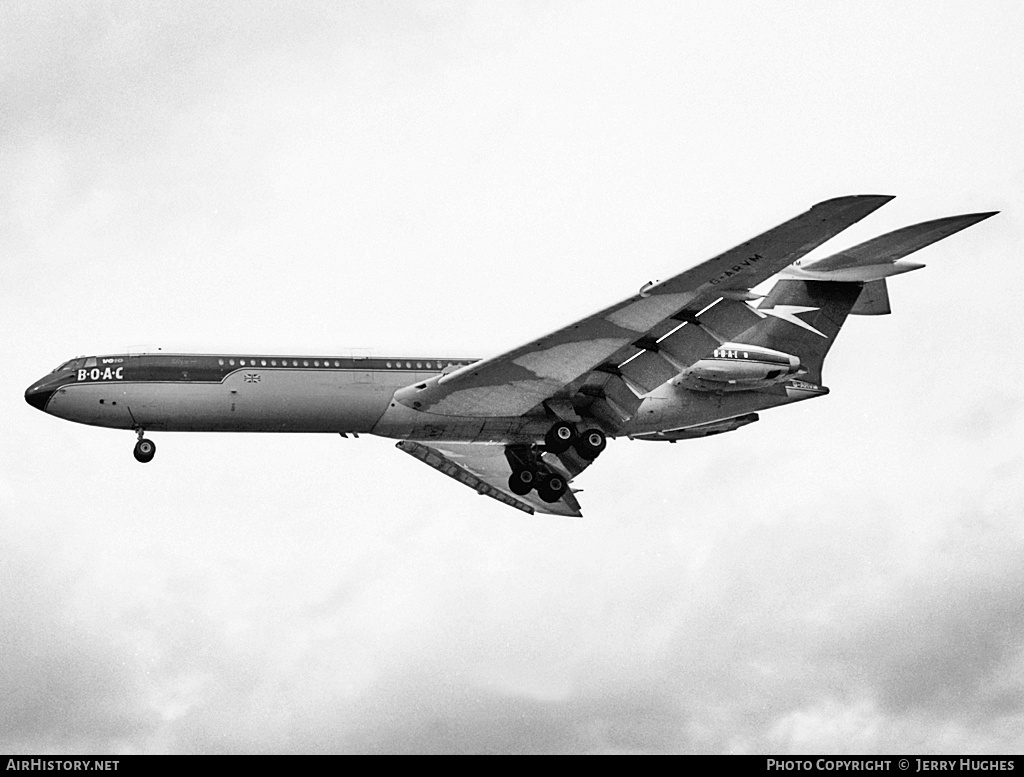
[[133, 429, 156, 463]]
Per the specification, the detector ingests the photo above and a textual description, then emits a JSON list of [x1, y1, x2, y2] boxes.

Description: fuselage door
[[350, 349, 375, 384]]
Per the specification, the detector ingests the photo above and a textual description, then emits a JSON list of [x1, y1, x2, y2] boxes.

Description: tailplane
[[719, 210, 998, 386]]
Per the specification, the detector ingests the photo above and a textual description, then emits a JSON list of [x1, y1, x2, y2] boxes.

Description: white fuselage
[[26, 352, 824, 444]]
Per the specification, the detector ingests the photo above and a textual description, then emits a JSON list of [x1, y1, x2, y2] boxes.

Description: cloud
[[334, 676, 684, 755], [819, 522, 1024, 725], [0, 549, 157, 752], [4, 0, 1024, 756]]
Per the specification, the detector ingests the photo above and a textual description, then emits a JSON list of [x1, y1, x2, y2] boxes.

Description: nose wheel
[[133, 430, 156, 463]]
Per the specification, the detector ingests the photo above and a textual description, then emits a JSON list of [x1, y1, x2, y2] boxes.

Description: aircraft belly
[[371, 400, 543, 443], [126, 371, 393, 432]]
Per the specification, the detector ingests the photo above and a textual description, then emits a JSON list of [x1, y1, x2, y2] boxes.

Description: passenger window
[[229, 359, 236, 366]]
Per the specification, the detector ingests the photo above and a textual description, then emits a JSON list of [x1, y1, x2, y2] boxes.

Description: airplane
[[24, 196, 996, 517]]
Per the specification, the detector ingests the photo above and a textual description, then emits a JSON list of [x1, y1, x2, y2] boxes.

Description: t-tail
[[740, 211, 996, 385], [672, 210, 996, 392]]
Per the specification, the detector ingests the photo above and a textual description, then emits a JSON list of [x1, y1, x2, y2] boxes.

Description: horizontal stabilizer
[[804, 212, 997, 270], [785, 211, 997, 282]]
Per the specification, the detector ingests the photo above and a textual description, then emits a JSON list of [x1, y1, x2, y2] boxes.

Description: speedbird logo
[[754, 305, 828, 338]]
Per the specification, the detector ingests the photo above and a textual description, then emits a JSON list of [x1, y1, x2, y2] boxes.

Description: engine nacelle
[[675, 342, 802, 392]]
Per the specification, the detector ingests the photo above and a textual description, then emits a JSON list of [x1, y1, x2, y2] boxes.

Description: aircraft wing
[[395, 195, 894, 418], [396, 440, 586, 517]]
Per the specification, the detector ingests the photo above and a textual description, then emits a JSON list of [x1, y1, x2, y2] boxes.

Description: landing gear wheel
[[544, 421, 577, 454], [536, 471, 567, 503], [573, 428, 607, 460], [508, 469, 535, 496], [133, 438, 156, 463]]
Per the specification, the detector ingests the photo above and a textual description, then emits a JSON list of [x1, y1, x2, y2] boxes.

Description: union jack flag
[[244, 373, 261, 383]]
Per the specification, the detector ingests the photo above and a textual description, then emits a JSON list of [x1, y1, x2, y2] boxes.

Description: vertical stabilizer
[[737, 280, 863, 384], [850, 279, 891, 315]]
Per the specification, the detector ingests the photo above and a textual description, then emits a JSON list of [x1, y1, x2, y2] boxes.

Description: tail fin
[[719, 211, 997, 387], [737, 279, 863, 385], [850, 278, 890, 315]]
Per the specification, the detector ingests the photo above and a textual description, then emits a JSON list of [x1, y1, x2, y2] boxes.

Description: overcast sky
[[2, 0, 1023, 754]]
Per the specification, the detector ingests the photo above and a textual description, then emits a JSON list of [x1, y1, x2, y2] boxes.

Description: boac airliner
[[25, 196, 995, 516]]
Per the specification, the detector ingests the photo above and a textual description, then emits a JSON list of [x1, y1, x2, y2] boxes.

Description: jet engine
[[675, 342, 802, 392]]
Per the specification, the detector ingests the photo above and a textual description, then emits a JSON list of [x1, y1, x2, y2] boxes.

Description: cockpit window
[[56, 358, 86, 372]]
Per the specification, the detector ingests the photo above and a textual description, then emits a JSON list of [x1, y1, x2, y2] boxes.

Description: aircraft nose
[[25, 382, 55, 412]]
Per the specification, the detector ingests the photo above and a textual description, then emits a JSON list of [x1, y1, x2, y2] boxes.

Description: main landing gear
[[133, 429, 156, 463], [506, 422, 608, 503], [544, 421, 606, 460], [507, 464, 567, 503]]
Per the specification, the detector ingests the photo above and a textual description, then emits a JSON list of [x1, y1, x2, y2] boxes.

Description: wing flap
[[658, 321, 720, 366], [619, 349, 681, 394], [695, 298, 764, 341], [651, 298, 767, 375]]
